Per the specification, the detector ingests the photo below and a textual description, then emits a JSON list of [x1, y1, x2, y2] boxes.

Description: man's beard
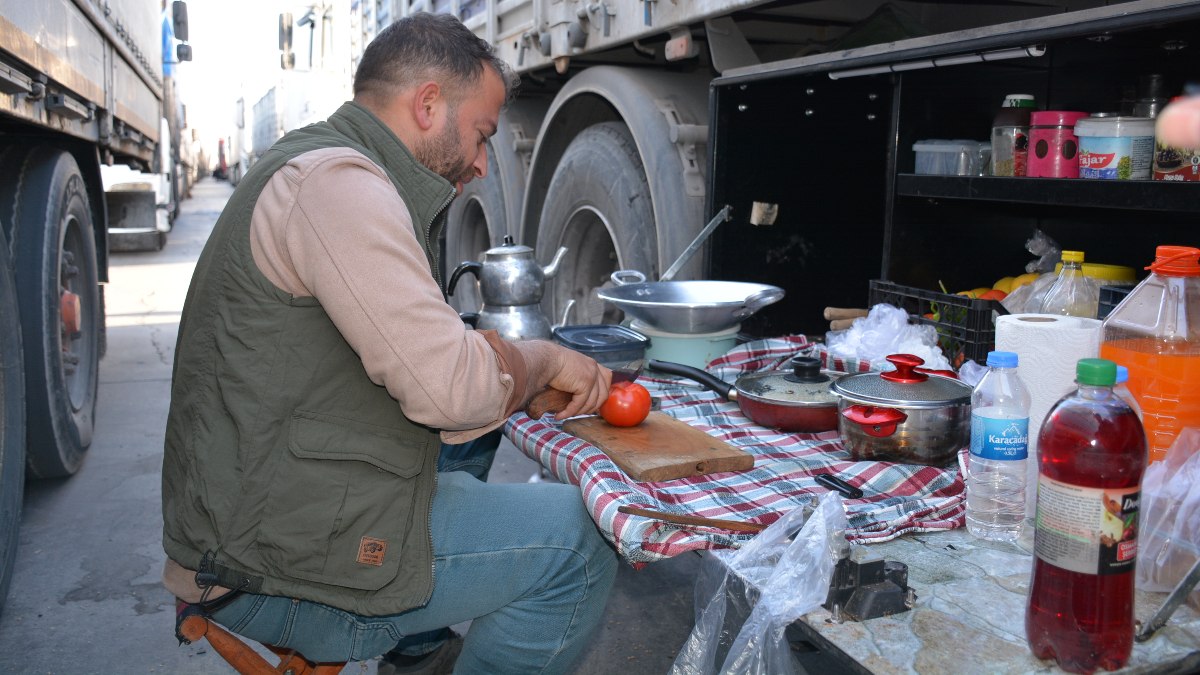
[[413, 117, 474, 186]]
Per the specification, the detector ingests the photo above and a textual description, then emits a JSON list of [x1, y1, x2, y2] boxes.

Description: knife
[[525, 361, 643, 419], [814, 473, 864, 500]]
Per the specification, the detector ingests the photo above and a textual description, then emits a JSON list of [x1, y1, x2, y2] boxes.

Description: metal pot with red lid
[[830, 354, 972, 466]]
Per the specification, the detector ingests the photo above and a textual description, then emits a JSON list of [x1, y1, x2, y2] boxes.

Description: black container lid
[[553, 325, 650, 353]]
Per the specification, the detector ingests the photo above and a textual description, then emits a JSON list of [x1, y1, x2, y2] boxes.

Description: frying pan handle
[[647, 360, 736, 399], [733, 287, 785, 320]]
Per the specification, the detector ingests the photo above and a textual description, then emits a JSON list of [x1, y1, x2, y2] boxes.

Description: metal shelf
[[895, 175, 1200, 213]]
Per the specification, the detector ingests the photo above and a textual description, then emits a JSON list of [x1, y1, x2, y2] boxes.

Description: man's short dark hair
[[353, 13, 517, 103]]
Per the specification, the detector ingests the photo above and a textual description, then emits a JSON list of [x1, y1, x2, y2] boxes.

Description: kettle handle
[[447, 261, 482, 297]]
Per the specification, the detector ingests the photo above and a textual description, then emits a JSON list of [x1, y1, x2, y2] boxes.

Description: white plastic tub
[[1075, 116, 1155, 180]]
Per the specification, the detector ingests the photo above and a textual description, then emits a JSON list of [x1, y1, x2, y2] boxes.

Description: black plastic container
[[869, 280, 1009, 367], [552, 324, 650, 372]]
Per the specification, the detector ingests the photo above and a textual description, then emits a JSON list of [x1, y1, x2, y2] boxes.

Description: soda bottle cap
[[1077, 358, 1116, 386], [1115, 365, 1129, 384], [1147, 245, 1200, 277], [986, 351, 1018, 368], [1061, 250, 1085, 263]]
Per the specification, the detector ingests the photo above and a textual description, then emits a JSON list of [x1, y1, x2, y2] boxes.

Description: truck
[[250, 3, 352, 166], [347, 0, 1198, 330], [0, 0, 191, 611]]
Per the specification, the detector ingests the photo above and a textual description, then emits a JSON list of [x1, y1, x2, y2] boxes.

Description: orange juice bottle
[[1100, 245, 1200, 463]]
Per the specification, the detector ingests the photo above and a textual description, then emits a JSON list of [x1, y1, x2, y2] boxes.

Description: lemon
[[1012, 272, 1040, 290], [957, 287, 992, 299]]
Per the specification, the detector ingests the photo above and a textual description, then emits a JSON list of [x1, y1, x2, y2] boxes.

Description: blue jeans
[[389, 432, 502, 657], [210, 438, 617, 673]]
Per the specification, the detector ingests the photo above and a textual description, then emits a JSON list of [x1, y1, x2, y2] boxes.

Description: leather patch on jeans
[[357, 536, 387, 566]]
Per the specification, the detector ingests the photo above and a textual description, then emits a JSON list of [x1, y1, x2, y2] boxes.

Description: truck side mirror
[[176, 43, 193, 62], [279, 12, 294, 70], [279, 13, 293, 51], [172, 1, 189, 42]]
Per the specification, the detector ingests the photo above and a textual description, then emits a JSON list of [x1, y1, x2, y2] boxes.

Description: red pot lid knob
[[841, 404, 908, 437], [881, 354, 927, 384]]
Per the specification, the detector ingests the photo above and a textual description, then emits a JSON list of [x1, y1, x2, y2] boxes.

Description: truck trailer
[[352, 1, 1069, 317], [0, 0, 191, 611]]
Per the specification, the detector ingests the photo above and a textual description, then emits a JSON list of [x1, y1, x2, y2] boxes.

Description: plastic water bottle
[[1039, 249, 1099, 318], [1113, 365, 1143, 422], [966, 351, 1031, 542]]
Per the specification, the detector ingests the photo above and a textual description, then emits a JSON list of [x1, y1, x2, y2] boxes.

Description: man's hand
[[518, 341, 612, 420]]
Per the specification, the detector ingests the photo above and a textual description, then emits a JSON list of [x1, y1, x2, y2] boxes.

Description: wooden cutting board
[[563, 411, 753, 482]]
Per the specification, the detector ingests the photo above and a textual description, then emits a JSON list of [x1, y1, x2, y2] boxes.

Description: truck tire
[[537, 122, 657, 325], [4, 148, 100, 478], [0, 226, 25, 614], [443, 150, 503, 313]]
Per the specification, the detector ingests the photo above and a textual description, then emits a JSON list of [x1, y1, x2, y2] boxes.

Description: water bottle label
[[1033, 478, 1139, 575], [970, 415, 1029, 460]]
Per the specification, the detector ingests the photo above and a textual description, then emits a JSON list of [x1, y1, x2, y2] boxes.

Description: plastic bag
[[670, 494, 848, 675], [1024, 228, 1061, 274], [999, 271, 1057, 314], [826, 303, 952, 372], [1136, 427, 1200, 610]]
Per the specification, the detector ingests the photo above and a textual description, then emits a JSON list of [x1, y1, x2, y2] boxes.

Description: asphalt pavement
[[0, 178, 701, 674]]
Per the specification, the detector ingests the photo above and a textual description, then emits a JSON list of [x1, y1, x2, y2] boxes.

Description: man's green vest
[[162, 102, 457, 616]]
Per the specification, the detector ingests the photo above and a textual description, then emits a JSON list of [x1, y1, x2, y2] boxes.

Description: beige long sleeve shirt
[[249, 145, 533, 444]]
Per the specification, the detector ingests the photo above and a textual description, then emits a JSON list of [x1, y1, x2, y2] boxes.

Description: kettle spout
[[541, 246, 569, 279]]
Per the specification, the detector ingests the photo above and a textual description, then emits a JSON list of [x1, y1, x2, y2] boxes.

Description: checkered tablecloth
[[503, 335, 967, 565]]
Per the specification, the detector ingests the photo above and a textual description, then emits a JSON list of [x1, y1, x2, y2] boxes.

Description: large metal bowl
[[596, 281, 784, 334]]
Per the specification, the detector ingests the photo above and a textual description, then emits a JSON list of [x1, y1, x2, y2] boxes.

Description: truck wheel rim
[[58, 212, 90, 411], [557, 205, 621, 325]]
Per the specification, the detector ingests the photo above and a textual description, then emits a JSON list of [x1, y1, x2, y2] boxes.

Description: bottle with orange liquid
[[1026, 358, 1146, 673], [1099, 245, 1200, 463]]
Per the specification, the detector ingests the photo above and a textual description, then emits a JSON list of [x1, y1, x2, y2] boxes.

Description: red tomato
[[599, 381, 652, 427]]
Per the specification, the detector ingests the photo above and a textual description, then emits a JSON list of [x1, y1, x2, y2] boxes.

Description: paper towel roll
[[995, 314, 1102, 519]]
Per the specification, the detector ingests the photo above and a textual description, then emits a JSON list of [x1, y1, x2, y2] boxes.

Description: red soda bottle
[[1025, 358, 1146, 673]]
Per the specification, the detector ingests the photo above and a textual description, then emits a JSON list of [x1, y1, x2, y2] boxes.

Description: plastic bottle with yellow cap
[[1039, 250, 1099, 318]]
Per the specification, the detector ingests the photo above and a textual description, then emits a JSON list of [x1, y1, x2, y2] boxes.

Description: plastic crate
[[868, 280, 1009, 367], [1097, 285, 1133, 320]]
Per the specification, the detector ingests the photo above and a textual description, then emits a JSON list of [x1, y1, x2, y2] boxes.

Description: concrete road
[[0, 178, 700, 674]]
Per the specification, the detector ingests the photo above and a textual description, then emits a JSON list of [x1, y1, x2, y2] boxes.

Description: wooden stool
[[176, 602, 345, 675]]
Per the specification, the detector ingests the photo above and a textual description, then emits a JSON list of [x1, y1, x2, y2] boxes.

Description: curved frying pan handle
[[647, 359, 736, 400], [733, 287, 785, 320]]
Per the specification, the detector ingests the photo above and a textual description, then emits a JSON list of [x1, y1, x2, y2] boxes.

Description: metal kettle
[[447, 236, 568, 341]]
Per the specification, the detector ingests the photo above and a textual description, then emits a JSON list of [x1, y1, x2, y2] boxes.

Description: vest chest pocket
[[256, 410, 433, 590]]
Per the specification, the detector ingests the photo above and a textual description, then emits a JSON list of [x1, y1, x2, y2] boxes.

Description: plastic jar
[[1100, 245, 1200, 464], [1027, 111, 1089, 178], [1153, 95, 1200, 182], [1075, 116, 1155, 180], [991, 94, 1036, 177]]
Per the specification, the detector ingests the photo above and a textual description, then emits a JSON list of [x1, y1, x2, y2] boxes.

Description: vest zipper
[[425, 191, 455, 287], [423, 466, 438, 607]]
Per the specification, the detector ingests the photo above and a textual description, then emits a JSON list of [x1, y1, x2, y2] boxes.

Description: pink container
[[1028, 110, 1090, 178]]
